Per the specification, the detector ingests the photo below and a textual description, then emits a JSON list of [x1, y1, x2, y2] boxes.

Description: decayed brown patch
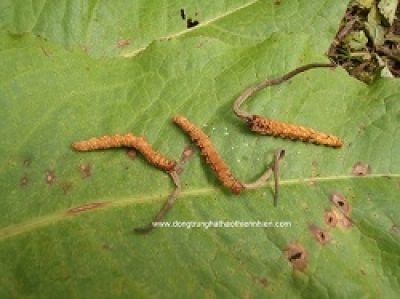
[[330, 192, 352, 216], [126, 149, 137, 160], [102, 244, 113, 250], [324, 209, 338, 227], [283, 242, 307, 271], [20, 175, 29, 187], [390, 224, 400, 235], [352, 161, 371, 176], [117, 39, 130, 48], [23, 159, 32, 167], [66, 202, 108, 216], [62, 182, 72, 194], [339, 216, 353, 229], [311, 160, 320, 178], [254, 277, 269, 288], [79, 163, 92, 178], [309, 224, 331, 245], [45, 169, 56, 185]]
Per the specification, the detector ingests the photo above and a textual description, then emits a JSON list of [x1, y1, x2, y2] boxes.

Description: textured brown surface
[[173, 115, 243, 194], [72, 134, 176, 171], [248, 115, 343, 148]]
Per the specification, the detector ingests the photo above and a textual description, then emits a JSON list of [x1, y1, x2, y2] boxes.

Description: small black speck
[[180, 9, 186, 20]]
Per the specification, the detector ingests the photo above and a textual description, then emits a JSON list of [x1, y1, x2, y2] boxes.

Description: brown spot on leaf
[[102, 244, 113, 250], [352, 161, 371, 176], [66, 202, 108, 216], [62, 182, 72, 194], [23, 159, 32, 167], [311, 160, 319, 178], [79, 164, 92, 178], [330, 192, 351, 216], [324, 209, 338, 227], [20, 175, 29, 187], [254, 277, 268, 288], [309, 224, 331, 245], [117, 39, 130, 48], [126, 149, 137, 160], [283, 242, 307, 271], [340, 216, 353, 229], [45, 169, 56, 185], [390, 224, 400, 235]]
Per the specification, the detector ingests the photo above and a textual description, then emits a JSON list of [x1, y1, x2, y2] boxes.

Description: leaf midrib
[[1, 173, 398, 242]]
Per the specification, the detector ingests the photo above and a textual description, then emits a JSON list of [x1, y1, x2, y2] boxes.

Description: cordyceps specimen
[[173, 115, 285, 202], [72, 134, 192, 233], [233, 63, 343, 148], [72, 134, 176, 171]]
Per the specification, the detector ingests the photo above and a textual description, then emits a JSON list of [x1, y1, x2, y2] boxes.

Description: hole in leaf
[[309, 224, 331, 245], [330, 192, 351, 216], [284, 242, 307, 271]]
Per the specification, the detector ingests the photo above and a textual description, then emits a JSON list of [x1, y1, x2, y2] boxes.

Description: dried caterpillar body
[[72, 134, 176, 171], [73, 134, 133, 151], [248, 115, 343, 148], [173, 115, 244, 194]]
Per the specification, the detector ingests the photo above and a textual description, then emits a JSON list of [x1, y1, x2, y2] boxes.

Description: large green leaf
[[1, 1, 399, 298]]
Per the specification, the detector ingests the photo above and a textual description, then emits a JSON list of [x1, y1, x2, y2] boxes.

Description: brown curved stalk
[[134, 146, 194, 234]]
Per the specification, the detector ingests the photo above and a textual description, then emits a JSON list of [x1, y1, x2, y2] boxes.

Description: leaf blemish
[[324, 209, 338, 227], [66, 202, 108, 216], [117, 39, 130, 48], [330, 192, 351, 216], [340, 216, 353, 229], [284, 242, 307, 271], [187, 18, 199, 28], [309, 224, 331, 245], [45, 169, 56, 185], [180, 8, 185, 20], [254, 277, 269, 288], [23, 159, 32, 167], [126, 149, 137, 160], [20, 175, 29, 187], [62, 182, 72, 194], [79, 163, 92, 178], [352, 161, 371, 176]]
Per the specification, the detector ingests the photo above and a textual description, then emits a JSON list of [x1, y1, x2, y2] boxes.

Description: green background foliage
[[0, 1, 399, 298]]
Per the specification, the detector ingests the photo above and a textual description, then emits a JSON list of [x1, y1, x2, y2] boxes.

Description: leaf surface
[[1, 1, 399, 298]]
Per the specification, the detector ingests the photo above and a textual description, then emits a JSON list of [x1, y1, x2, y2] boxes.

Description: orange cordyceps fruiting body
[[173, 115, 244, 194], [247, 115, 343, 148], [72, 134, 176, 171]]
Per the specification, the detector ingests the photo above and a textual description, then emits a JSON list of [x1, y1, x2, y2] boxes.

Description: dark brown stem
[[134, 146, 193, 234], [233, 63, 337, 120], [242, 149, 285, 190], [273, 149, 285, 207]]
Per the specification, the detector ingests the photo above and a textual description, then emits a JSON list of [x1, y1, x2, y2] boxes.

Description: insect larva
[[72, 134, 176, 171], [173, 115, 244, 194], [248, 115, 343, 148]]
